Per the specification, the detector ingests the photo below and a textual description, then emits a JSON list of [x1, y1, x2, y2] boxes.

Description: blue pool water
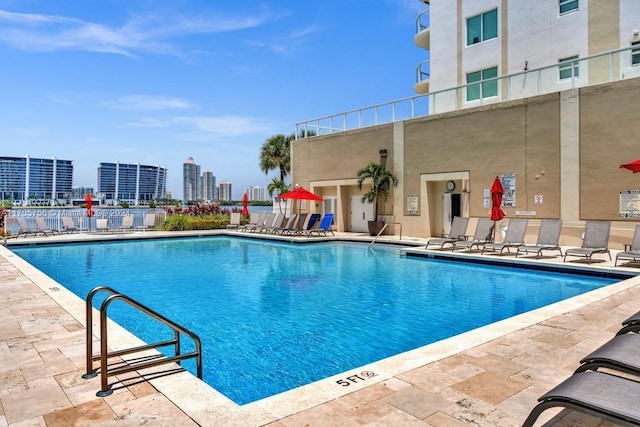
[[12, 238, 620, 404]]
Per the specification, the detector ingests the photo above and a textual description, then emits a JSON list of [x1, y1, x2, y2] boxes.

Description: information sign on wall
[[407, 194, 418, 215], [619, 190, 640, 218], [501, 174, 516, 207]]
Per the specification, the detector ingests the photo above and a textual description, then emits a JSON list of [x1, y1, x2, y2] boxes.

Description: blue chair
[[306, 213, 334, 237]]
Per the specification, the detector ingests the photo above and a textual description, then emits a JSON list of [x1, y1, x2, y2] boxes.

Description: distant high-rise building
[[202, 169, 216, 202], [97, 162, 167, 206], [72, 187, 94, 199], [218, 181, 232, 202], [244, 186, 267, 201], [0, 155, 73, 206], [183, 157, 201, 202]]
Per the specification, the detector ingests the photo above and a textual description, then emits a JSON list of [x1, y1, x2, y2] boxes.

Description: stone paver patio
[[1, 230, 638, 426]]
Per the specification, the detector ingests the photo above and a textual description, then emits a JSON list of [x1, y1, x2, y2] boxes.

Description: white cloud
[[0, 7, 286, 56], [105, 95, 196, 111]]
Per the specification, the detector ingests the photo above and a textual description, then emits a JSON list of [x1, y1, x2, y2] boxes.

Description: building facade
[[183, 157, 201, 202], [97, 162, 167, 206], [291, 0, 640, 244], [218, 181, 232, 202], [202, 169, 217, 202], [244, 186, 267, 201], [0, 155, 73, 206], [415, 0, 640, 111]]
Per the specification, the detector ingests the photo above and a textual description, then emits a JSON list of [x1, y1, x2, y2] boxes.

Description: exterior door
[[350, 196, 373, 232], [442, 193, 452, 235]]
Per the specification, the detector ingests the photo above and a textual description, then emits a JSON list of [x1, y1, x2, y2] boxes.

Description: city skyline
[[0, 1, 424, 200]]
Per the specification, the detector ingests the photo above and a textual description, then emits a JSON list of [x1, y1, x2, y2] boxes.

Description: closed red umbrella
[[490, 176, 505, 221], [620, 159, 640, 173], [85, 193, 94, 231], [242, 193, 249, 216]]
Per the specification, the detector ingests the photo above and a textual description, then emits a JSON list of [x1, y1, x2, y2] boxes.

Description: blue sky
[[0, 0, 426, 200]]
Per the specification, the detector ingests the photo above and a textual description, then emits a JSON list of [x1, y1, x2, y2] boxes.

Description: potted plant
[[356, 162, 399, 236]]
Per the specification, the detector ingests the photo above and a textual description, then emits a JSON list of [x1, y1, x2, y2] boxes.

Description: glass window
[[559, 0, 578, 14], [467, 9, 498, 45], [559, 55, 579, 80], [466, 67, 498, 101], [632, 41, 640, 67]]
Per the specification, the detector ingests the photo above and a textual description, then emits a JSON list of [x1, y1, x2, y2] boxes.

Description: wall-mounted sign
[[407, 194, 418, 215], [534, 193, 543, 205], [501, 174, 516, 207], [620, 190, 640, 218]]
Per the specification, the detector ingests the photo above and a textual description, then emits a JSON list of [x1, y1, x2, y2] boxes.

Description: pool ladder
[[82, 286, 203, 397], [369, 222, 403, 248]]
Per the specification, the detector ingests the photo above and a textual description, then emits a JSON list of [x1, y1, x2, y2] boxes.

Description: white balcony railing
[[295, 46, 640, 138]]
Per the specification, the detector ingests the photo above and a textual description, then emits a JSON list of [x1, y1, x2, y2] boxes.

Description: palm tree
[[267, 177, 289, 213], [260, 134, 291, 181], [356, 162, 399, 222]]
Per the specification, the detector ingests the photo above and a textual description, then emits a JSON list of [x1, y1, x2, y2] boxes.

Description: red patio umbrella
[[620, 159, 640, 173], [490, 177, 505, 241], [84, 193, 94, 231], [241, 193, 249, 216], [278, 187, 323, 214]]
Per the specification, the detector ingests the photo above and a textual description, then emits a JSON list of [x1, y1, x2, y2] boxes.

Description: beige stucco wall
[[291, 78, 640, 245]]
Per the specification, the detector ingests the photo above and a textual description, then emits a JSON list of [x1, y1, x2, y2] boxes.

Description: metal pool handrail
[[369, 222, 403, 248], [82, 285, 202, 397]]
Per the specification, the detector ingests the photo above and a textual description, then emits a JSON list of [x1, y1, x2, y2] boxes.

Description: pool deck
[[1, 229, 640, 426]]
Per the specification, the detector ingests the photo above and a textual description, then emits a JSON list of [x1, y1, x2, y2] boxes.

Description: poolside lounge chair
[[258, 213, 285, 233], [249, 213, 273, 233], [575, 332, 640, 377], [617, 310, 640, 335], [96, 219, 109, 232], [35, 216, 61, 236], [425, 216, 469, 250], [563, 220, 611, 263], [615, 224, 640, 266], [61, 216, 79, 233], [522, 370, 640, 427], [120, 214, 134, 231], [306, 213, 335, 237], [239, 212, 262, 232], [451, 218, 494, 252], [226, 212, 241, 230], [15, 216, 37, 237], [137, 213, 157, 231], [286, 213, 308, 235], [482, 218, 528, 254], [515, 219, 563, 258], [272, 214, 298, 234]]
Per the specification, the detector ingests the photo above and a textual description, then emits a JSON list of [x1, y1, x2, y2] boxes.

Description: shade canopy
[[490, 176, 505, 221], [278, 187, 323, 201], [620, 159, 640, 173]]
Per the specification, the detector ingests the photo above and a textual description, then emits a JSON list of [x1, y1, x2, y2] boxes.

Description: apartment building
[[97, 162, 167, 206], [0, 155, 73, 206]]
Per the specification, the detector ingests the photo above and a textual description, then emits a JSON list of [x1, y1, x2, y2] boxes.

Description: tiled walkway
[[1, 231, 639, 426]]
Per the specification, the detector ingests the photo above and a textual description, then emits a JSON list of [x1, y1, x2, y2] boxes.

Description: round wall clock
[[446, 180, 456, 191]]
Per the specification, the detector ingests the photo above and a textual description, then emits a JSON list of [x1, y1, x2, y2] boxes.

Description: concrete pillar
[[560, 89, 580, 221]]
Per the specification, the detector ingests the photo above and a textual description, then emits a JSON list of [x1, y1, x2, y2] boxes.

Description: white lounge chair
[[226, 212, 241, 230], [96, 219, 109, 233], [451, 218, 495, 252], [515, 219, 563, 258], [482, 218, 528, 254], [425, 216, 469, 250], [563, 220, 611, 263], [615, 224, 640, 266], [120, 214, 134, 231], [61, 216, 79, 233]]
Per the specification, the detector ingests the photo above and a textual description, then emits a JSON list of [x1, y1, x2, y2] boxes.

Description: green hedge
[[161, 214, 244, 231]]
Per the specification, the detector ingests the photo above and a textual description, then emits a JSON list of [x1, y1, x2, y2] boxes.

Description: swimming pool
[[11, 237, 620, 404]]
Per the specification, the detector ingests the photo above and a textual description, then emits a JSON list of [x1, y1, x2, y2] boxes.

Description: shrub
[[161, 214, 236, 230]]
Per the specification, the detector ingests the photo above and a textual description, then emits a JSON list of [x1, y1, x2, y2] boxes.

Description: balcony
[[414, 8, 430, 49], [414, 60, 430, 94]]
